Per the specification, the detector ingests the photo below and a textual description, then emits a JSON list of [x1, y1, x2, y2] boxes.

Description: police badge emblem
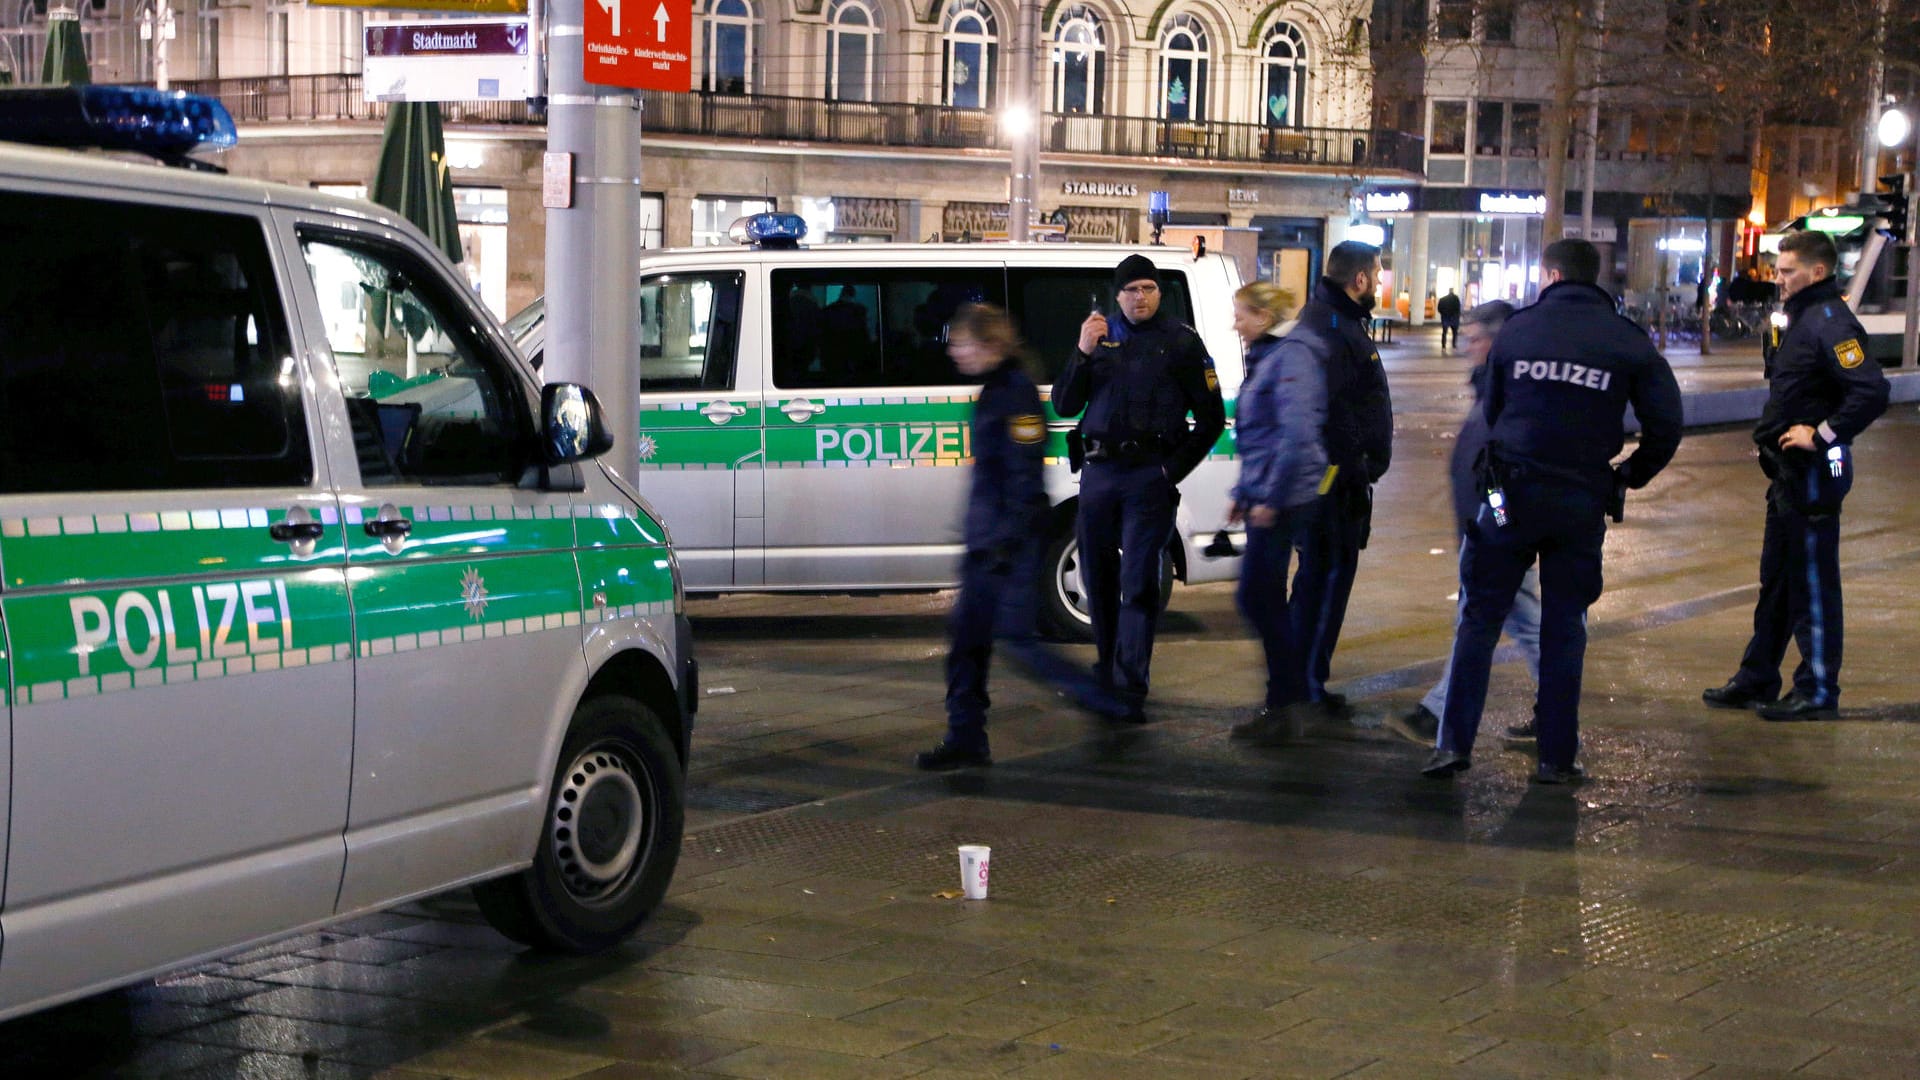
[[1835, 338, 1866, 369], [1009, 414, 1046, 445]]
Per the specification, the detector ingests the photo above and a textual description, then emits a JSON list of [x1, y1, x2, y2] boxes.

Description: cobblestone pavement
[[4, 407, 1919, 1079]]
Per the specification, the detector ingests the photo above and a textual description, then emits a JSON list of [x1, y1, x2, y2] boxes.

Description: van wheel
[[474, 694, 683, 953], [1038, 529, 1176, 642]]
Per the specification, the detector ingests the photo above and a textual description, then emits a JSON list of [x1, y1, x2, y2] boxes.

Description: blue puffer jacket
[[1232, 333, 1328, 511]]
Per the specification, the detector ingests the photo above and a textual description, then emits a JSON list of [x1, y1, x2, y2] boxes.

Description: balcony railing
[[173, 74, 1423, 175]]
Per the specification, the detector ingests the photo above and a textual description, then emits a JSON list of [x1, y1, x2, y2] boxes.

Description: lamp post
[[1880, 105, 1917, 368], [138, 4, 174, 91]]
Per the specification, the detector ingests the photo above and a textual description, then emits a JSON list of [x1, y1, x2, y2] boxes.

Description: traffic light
[[1878, 173, 1910, 243]]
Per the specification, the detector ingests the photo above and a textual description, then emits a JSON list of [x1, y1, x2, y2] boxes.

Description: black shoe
[[1421, 750, 1471, 778], [1502, 718, 1537, 748], [915, 742, 991, 771], [1755, 692, 1838, 722], [1385, 705, 1439, 745], [1534, 761, 1586, 785], [1702, 680, 1777, 710], [1231, 705, 1305, 745]]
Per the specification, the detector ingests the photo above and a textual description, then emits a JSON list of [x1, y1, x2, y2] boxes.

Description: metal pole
[[1904, 179, 1918, 369], [1858, 0, 1888, 198], [155, 6, 171, 90], [1007, 0, 1038, 242], [543, 0, 642, 485], [1581, 0, 1603, 240]]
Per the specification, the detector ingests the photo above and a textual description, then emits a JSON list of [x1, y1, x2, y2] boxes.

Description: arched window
[[826, 0, 880, 102], [1049, 4, 1104, 115], [941, 0, 997, 110], [1157, 13, 1208, 122], [1260, 21, 1309, 129], [702, 0, 758, 94]]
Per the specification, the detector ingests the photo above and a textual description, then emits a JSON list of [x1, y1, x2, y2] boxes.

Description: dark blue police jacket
[[1053, 307, 1226, 484], [1483, 280, 1683, 492], [966, 363, 1049, 556], [1449, 364, 1493, 534], [1758, 277, 1888, 448], [1290, 278, 1393, 484]]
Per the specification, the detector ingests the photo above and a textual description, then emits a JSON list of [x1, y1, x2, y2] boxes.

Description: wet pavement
[[5, 381, 1920, 1078]]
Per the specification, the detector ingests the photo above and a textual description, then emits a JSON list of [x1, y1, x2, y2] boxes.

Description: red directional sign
[[583, 0, 691, 91]]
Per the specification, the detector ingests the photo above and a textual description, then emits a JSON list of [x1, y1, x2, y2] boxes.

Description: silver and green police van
[[0, 88, 693, 1021], [511, 216, 1248, 638]]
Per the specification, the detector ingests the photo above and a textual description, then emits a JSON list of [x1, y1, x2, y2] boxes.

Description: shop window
[[1157, 13, 1209, 124], [1430, 100, 1467, 155], [1260, 21, 1308, 129], [941, 0, 997, 110], [701, 0, 758, 95], [770, 269, 1006, 389], [1050, 4, 1105, 115], [0, 192, 309, 493], [1509, 103, 1540, 158], [641, 193, 664, 249], [826, 0, 880, 102], [692, 195, 775, 247], [1475, 100, 1505, 156]]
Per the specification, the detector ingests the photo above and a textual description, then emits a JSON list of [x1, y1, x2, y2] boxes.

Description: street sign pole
[[1904, 179, 1918, 369], [543, 0, 643, 484]]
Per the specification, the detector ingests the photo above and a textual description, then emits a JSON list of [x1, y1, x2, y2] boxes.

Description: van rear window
[[1008, 268, 1194, 384], [771, 268, 1006, 389]]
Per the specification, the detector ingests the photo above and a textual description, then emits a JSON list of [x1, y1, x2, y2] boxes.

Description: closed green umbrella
[[41, 12, 88, 86], [371, 102, 463, 266]]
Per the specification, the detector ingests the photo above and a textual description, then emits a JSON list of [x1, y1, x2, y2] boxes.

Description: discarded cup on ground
[[957, 844, 991, 900]]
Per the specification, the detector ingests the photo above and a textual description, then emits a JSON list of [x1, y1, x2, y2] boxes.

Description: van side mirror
[[540, 382, 614, 464]]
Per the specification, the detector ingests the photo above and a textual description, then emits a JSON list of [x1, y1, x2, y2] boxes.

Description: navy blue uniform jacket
[[1053, 308, 1227, 484], [1290, 279, 1393, 484], [1484, 281, 1682, 492], [966, 364, 1049, 557], [1758, 277, 1888, 449]]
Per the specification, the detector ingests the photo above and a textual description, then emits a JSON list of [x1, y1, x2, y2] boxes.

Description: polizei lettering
[[1512, 360, 1612, 391], [814, 424, 971, 463], [69, 580, 294, 676]]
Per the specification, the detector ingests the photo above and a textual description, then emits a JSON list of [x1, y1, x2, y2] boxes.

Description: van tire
[[1038, 528, 1175, 642], [474, 694, 684, 952]]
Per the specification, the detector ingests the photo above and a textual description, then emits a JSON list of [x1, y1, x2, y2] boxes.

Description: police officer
[[1054, 254, 1226, 721], [1702, 229, 1888, 721], [1289, 241, 1394, 720], [1422, 239, 1683, 784], [918, 304, 1124, 770]]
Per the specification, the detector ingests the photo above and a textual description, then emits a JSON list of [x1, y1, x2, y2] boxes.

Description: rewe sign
[[584, 0, 691, 92]]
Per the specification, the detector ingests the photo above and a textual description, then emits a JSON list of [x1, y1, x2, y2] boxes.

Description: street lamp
[[1878, 106, 1911, 151], [998, 106, 1032, 139]]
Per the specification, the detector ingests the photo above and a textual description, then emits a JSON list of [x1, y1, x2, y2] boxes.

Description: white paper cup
[[957, 844, 991, 900]]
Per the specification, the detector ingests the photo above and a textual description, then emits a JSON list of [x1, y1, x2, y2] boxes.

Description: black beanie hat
[[1113, 254, 1159, 290]]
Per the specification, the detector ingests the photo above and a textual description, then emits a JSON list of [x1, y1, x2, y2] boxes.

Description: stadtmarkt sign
[[364, 18, 531, 101], [315, 0, 526, 13], [583, 0, 691, 91]]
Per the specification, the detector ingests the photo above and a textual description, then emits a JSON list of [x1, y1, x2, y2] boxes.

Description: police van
[[510, 217, 1248, 637], [0, 87, 693, 1021]]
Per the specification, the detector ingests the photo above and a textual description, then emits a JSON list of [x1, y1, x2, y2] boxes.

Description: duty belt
[[1084, 435, 1173, 464]]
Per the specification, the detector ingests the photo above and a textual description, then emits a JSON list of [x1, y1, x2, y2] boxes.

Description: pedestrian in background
[[1423, 239, 1682, 784], [1390, 300, 1543, 748], [1288, 241, 1394, 721], [1702, 229, 1888, 722], [1435, 288, 1462, 351], [1054, 255, 1226, 723], [917, 304, 1123, 771], [1225, 282, 1329, 745]]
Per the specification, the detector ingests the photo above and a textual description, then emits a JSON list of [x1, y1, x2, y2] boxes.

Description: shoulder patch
[[1203, 357, 1220, 392], [1008, 414, 1046, 445], [1835, 338, 1865, 369], [1370, 351, 1382, 364]]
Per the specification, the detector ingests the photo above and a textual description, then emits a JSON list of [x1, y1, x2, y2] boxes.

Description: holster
[[1066, 429, 1085, 474]]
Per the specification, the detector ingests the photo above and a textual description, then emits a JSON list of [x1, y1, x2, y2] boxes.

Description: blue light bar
[[0, 86, 238, 158], [728, 212, 807, 249]]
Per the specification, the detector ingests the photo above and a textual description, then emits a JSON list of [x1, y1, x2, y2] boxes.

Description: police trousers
[[1438, 479, 1607, 770], [946, 538, 1119, 752], [1236, 503, 1319, 709], [1731, 485, 1844, 705], [1290, 493, 1364, 702], [1076, 460, 1176, 705]]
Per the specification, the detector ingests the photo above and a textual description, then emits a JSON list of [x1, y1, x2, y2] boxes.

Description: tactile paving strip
[[688, 814, 1920, 993]]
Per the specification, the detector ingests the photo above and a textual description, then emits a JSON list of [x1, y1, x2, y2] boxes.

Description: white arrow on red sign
[[653, 1, 669, 41]]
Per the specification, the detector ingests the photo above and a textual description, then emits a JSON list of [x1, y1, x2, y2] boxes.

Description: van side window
[[0, 192, 309, 494], [641, 271, 744, 391], [300, 234, 528, 487], [770, 269, 1006, 389], [1007, 268, 1195, 384]]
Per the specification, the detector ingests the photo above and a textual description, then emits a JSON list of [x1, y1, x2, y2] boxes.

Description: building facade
[[3, 0, 1424, 318]]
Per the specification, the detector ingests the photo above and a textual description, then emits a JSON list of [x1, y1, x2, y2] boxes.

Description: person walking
[[1422, 240, 1683, 784], [1435, 288, 1462, 351], [1224, 282, 1329, 745], [1701, 230, 1889, 722], [1390, 300, 1544, 747], [1054, 254, 1227, 722], [1288, 241, 1394, 720], [917, 304, 1126, 771]]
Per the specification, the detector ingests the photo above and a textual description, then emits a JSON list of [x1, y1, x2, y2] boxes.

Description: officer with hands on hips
[[1053, 254, 1227, 722], [1422, 239, 1683, 784], [1289, 240, 1394, 721], [1701, 229, 1888, 721]]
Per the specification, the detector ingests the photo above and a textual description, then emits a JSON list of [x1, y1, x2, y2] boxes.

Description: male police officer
[[1702, 229, 1888, 721], [1423, 239, 1682, 784], [1055, 254, 1226, 721], [1289, 241, 1394, 719]]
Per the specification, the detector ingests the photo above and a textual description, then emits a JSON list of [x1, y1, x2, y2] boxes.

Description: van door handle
[[700, 400, 747, 424], [269, 520, 325, 543], [364, 517, 413, 538], [781, 397, 827, 423]]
